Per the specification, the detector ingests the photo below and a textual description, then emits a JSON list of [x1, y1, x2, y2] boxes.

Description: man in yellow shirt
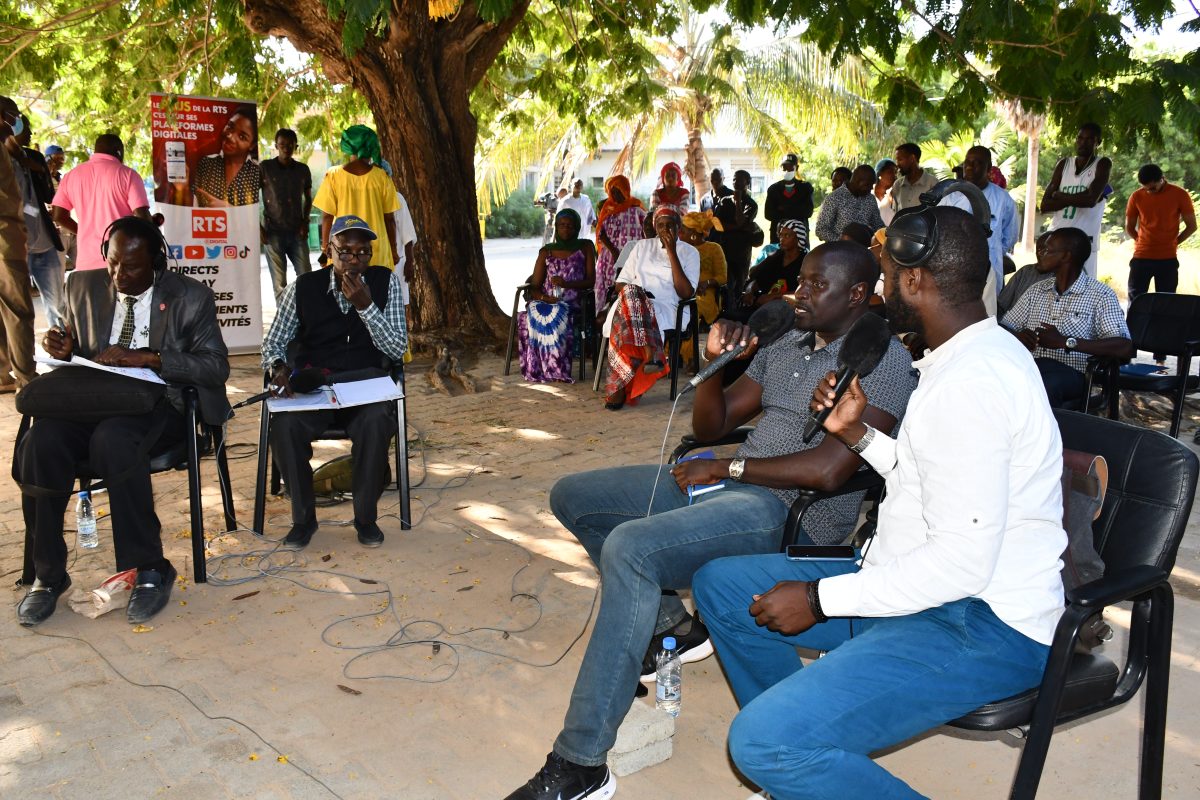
[[313, 125, 400, 269]]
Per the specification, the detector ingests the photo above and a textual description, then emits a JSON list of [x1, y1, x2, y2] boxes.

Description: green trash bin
[[308, 209, 322, 250]]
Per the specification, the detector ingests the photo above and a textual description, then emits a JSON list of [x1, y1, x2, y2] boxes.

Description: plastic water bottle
[[76, 491, 99, 549], [655, 636, 682, 717]]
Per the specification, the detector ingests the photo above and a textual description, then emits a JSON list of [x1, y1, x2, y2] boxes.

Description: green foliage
[[721, 0, 1199, 148], [484, 189, 546, 238]]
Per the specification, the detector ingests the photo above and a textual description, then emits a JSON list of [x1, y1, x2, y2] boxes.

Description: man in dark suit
[[261, 214, 407, 551], [15, 216, 229, 627]]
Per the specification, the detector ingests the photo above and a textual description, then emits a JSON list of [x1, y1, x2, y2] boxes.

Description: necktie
[[116, 296, 138, 348]]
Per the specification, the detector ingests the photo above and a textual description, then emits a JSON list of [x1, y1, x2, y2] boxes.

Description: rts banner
[[150, 93, 262, 353]]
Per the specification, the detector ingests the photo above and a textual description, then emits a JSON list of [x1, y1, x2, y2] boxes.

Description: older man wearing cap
[[764, 152, 814, 244], [260, 214, 407, 550]]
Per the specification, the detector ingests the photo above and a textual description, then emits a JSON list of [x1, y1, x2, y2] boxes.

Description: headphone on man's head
[[100, 216, 170, 273], [885, 180, 993, 268]]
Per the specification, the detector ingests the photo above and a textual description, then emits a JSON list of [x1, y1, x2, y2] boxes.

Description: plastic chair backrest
[[1125, 293, 1200, 358]]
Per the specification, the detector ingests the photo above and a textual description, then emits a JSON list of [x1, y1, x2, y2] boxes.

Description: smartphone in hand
[[785, 545, 857, 561]]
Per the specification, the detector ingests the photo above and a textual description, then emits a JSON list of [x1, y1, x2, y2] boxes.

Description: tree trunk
[[1022, 129, 1041, 255], [242, 1, 529, 349], [683, 113, 712, 202]]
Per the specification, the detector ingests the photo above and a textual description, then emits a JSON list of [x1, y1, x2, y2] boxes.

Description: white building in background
[[521, 117, 808, 200]]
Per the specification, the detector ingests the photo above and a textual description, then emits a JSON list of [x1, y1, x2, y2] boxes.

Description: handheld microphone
[[802, 312, 893, 443], [681, 300, 797, 394], [230, 367, 330, 409]]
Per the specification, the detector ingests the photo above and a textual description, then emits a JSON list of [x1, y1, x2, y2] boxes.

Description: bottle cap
[[662, 636, 677, 650]]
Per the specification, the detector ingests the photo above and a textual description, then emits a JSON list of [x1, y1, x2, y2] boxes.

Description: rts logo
[[191, 210, 228, 239]]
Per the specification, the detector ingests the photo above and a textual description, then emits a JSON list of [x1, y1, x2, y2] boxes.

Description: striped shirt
[[261, 267, 408, 370], [738, 328, 917, 544], [1000, 272, 1129, 372]]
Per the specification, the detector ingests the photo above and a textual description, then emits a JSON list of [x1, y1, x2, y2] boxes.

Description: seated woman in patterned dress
[[517, 209, 596, 383]]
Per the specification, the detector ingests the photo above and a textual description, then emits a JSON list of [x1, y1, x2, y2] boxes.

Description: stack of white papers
[[267, 376, 403, 412], [36, 355, 166, 385]]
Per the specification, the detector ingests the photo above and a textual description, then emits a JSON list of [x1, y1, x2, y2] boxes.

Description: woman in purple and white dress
[[517, 208, 596, 382], [594, 174, 646, 311]]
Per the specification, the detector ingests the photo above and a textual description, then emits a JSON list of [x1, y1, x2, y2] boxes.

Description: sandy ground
[[3, 244, 1200, 799]]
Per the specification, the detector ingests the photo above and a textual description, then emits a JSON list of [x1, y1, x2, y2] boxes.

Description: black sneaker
[[504, 752, 616, 800], [639, 615, 713, 684]]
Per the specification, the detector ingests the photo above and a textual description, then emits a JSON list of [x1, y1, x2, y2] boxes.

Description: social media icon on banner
[[205, 245, 223, 259], [224, 246, 237, 259], [169, 245, 184, 260], [238, 246, 251, 259], [184, 245, 205, 260], [191, 210, 228, 239]]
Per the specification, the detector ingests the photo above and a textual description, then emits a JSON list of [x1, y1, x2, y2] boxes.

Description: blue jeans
[[28, 248, 63, 328], [550, 465, 789, 766], [693, 554, 1050, 799], [264, 231, 311, 298]]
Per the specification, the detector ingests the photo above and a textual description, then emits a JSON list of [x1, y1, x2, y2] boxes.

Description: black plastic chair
[[1099, 293, 1200, 438], [669, 426, 884, 549], [591, 295, 701, 401], [947, 409, 1198, 799], [251, 367, 411, 536], [15, 386, 236, 584], [503, 280, 597, 382]]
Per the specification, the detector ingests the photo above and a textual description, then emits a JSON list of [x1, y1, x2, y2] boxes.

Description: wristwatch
[[1065, 337, 1079, 350], [728, 458, 746, 481], [849, 426, 876, 454]]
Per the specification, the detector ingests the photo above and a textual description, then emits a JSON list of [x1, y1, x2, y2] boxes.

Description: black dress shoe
[[17, 575, 72, 627], [356, 522, 384, 548], [281, 521, 318, 551], [127, 564, 178, 625]]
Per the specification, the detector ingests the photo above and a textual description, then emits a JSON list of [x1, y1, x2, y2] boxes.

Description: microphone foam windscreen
[[837, 313, 893, 377], [747, 299, 797, 350]]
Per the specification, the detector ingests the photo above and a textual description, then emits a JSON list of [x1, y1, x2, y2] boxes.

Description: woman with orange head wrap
[[594, 175, 646, 310]]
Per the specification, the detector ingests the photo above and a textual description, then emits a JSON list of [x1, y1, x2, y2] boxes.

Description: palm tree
[[609, 1, 883, 199], [996, 98, 1047, 255], [474, 0, 882, 212]]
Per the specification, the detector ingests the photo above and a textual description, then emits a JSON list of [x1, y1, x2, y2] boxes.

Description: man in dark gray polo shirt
[[260, 128, 313, 298], [504, 241, 917, 800]]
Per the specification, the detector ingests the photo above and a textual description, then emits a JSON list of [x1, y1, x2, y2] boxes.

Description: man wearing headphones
[[15, 216, 229, 627], [694, 207, 1065, 798]]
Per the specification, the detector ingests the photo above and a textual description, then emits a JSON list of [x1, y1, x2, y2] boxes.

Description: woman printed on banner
[[192, 105, 262, 207]]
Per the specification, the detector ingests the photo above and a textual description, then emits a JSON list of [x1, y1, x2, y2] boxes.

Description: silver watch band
[[849, 426, 875, 454]]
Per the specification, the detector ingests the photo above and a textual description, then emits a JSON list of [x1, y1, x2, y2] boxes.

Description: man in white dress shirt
[[694, 207, 1066, 799], [559, 179, 597, 239]]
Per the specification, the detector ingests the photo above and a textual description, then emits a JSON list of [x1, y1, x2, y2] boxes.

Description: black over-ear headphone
[[100, 216, 170, 273], [886, 180, 993, 268]]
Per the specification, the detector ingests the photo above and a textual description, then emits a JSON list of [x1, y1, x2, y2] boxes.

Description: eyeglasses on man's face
[[333, 246, 372, 262]]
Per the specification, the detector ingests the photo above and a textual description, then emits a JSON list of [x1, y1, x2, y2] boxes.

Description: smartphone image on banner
[[785, 545, 857, 561]]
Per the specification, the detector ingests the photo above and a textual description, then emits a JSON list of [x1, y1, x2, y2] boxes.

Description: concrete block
[[607, 698, 674, 776], [608, 738, 673, 778]]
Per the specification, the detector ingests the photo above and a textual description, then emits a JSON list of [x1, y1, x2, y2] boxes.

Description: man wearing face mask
[[0, 94, 36, 392], [261, 215, 407, 551], [764, 153, 814, 244]]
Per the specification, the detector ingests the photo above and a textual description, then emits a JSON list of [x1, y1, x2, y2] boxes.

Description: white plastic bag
[[68, 569, 137, 619]]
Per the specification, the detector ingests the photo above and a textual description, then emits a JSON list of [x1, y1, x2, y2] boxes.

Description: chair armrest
[[792, 469, 885, 503], [668, 425, 755, 464], [1065, 564, 1169, 609], [783, 468, 884, 549]]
